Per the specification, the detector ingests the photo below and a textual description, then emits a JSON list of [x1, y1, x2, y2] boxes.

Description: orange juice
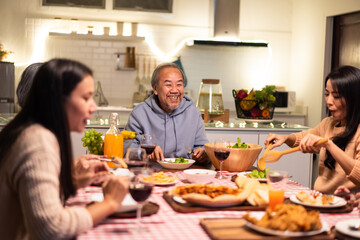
[[268, 189, 284, 210], [104, 133, 123, 168]]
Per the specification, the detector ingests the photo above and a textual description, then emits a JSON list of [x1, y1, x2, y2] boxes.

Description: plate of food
[[335, 219, 360, 238], [141, 171, 179, 186], [170, 184, 247, 207], [157, 158, 195, 170], [243, 204, 328, 237], [290, 191, 347, 208], [237, 168, 268, 182]]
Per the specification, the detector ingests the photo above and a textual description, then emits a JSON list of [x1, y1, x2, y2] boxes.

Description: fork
[[99, 157, 127, 168], [261, 138, 328, 164], [185, 145, 193, 158]]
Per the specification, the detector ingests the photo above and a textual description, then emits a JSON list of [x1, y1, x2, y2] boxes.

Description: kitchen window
[[113, 0, 173, 13], [42, 0, 105, 9]]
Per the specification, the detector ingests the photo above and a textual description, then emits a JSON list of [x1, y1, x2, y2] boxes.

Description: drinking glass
[[266, 170, 288, 211], [140, 134, 156, 156], [128, 167, 154, 232], [126, 148, 147, 169], [213, 139, 230, 179]]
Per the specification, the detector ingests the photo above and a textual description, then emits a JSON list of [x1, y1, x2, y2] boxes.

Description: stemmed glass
[[214, 139, 230, 179], [128, 167, 154, 232], [140, 134, 156, 156], [125, 148, 147, 169]]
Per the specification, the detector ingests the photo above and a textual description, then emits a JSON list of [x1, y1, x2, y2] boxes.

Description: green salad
[[232, 137, 250, 148], [247, 168, 269, 179], [174, 157, 189, 163]]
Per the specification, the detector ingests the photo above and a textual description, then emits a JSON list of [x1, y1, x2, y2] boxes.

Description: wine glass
[[128, 167, 154, 232], [125, 148, 147, 169], [214, 139, 230, 179], [140, 134, 156, 156]]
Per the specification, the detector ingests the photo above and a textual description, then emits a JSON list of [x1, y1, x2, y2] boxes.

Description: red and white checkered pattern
[[72, 171, 359, 240]]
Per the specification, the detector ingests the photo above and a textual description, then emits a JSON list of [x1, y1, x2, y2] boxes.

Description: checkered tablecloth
[[71, 171, 359, 240]]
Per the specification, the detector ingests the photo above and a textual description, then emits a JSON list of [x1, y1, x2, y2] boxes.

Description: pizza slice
[[170, 184, 247, 206]]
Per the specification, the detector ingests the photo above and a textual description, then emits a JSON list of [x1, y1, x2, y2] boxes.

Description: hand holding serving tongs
[[257, 138, 328, 171]]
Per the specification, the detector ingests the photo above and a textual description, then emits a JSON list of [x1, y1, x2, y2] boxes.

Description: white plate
[[335, 219, 360, 238], [172, 195, 240, 208], [237, 171, 267, 182], [244, 212, 328, 237], [150, 179, 179, 186], [154, 180, 178, 186], [157, 158, 195, 170], [91, 193, 137, 213], [289, 194, 347, 208]]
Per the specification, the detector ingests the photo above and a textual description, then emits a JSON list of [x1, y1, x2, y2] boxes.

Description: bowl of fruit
[[233, 85, 276, 120]]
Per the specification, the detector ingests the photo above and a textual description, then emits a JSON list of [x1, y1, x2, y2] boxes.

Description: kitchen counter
[[0, 112, 308, 131]]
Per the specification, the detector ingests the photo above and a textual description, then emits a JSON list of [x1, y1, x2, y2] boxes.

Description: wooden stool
[[203, 109, 230, 123]]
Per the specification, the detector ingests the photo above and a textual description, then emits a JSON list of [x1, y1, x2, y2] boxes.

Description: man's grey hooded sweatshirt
[[125, 94, 208, 158]]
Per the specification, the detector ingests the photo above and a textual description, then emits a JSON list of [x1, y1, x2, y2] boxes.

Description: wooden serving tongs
[[257, 138, 328, 171]]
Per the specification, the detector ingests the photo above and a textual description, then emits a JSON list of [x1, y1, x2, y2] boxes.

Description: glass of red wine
[[128, 167, 154, 232], [214, 139, 230, 179], [125, 148, 147, 169], [140, 134, 156, 156]]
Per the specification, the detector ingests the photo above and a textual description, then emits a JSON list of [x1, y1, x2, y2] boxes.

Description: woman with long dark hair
[[264, 65, 360, 194], [0, 58, 128, 239]]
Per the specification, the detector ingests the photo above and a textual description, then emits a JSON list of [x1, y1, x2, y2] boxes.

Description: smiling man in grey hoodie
[[125, 62, 209, 164]]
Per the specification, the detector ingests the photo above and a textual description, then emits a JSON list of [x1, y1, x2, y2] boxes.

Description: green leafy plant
[[248, 168, 269, 179], [231, 137, 249, 148]]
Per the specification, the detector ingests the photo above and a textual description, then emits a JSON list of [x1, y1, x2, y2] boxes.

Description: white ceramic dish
[[157, 158, 195, 170], [244, 212, 328, 237], [335, 219, 360, 238], [289, 194, 347, 208], [183, 169, 217, 184], [237, 171, 267, 182], [110, 168, 131, 176], [91, 193, 137, 213]]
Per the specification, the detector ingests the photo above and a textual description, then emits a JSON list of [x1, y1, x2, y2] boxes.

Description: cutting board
[[200, 218, 334, 240]]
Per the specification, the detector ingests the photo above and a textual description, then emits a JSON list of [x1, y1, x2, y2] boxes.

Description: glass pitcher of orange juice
[[104, 113, 123, 167]]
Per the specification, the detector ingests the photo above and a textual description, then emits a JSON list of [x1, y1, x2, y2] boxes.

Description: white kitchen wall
[[290, 0, 360, 127]]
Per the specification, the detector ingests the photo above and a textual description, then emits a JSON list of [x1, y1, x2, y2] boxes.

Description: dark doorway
[[332, 11, 360, 69]]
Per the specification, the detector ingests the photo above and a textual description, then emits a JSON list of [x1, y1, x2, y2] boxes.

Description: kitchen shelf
[[48, 32, 145, 42]]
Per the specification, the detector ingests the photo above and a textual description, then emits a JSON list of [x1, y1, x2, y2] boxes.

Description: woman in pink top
[[265, 66, 360, 194], [0, 59, 128, 239]]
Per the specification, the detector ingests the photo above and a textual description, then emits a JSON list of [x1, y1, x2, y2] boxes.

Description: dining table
[[68, 169, 360, 240]]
